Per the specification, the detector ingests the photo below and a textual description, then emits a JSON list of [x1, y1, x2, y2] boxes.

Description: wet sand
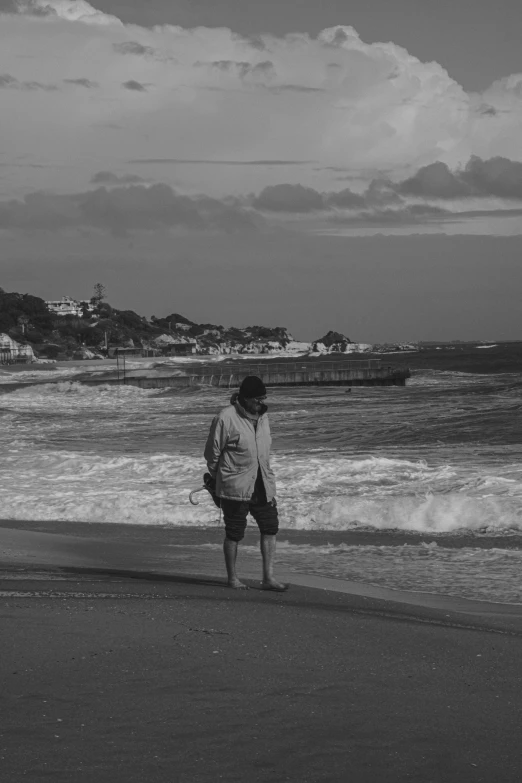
[[2, 521, 522, 782]]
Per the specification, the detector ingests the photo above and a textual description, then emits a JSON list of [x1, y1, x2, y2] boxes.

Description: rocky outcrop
[[312, 331, 352, 352], [312, 342, 374, 354], [153, 323, 379, 355], [312, 331, 349, 353], [151, 319, 302, 355]]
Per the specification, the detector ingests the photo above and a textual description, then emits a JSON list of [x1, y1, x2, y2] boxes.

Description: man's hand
[[203, 472, 216, 492], [203, 473, 221, 508]]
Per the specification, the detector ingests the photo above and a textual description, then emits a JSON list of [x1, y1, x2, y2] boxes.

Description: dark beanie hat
[[239, 375, 266, 398]]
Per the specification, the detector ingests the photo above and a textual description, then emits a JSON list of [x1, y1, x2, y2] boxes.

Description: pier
[[78, 358, 411, 389]]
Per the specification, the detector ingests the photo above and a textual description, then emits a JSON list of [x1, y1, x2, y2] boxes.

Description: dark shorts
[[220, 473, 279, 542]]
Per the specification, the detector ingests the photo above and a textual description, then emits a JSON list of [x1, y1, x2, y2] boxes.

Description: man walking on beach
[[204, 375, 288, 591]]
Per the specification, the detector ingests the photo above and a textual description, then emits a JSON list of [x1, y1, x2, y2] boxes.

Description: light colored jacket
[[204, 400, 276, 502]]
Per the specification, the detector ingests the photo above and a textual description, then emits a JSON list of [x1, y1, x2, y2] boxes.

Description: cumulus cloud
[[0, 191, 80, 229], [1, 0, 522, 230], [2, 155, 522, 239], [0, 183, 261, 235], [10, 0, 122, 24], [0, 0, 53, 15], [249, 155, 522, 230], [250, 182, 412, 219], [397, 162, 473, 199], [462, 156, 522, 199], [397, 156, 522, 200], [253, 184, 325, 212], [325, 188, 366, 209]]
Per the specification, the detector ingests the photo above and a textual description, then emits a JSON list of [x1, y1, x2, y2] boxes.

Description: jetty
[[76, 358, 410, 389]]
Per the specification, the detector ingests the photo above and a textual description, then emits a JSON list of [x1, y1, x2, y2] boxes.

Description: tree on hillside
[[17, 316, 29, 335], [0, 291, 54, 334], [91, 282, 106, 306]]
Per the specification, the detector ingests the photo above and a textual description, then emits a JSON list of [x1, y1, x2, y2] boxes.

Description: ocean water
[[1, 345, 522, 603]]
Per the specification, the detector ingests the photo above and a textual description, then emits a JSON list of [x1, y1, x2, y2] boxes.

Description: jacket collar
[[230, 392, 268, 420]]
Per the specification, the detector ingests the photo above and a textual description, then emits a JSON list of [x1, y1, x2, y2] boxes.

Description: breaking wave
[[1, 448, 521, 534]]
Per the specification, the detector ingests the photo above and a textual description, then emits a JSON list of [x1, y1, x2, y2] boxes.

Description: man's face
[[243, 395, 266, 415]]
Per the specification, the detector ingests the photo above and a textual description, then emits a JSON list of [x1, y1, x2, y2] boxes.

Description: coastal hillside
[[0, 288, 415, 360]]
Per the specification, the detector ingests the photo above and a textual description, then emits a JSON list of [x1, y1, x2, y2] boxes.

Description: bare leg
[[223, 538, 248, 589], [260, 535, 288, 591]]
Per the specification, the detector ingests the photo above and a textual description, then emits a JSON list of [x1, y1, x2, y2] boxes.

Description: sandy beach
[[2, 521, 522, 783]]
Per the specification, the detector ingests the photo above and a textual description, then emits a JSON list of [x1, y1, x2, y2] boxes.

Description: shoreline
[[2, 520, 522, 634], [3, 518, 522, 549]]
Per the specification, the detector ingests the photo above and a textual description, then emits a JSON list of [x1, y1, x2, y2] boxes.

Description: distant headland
[[0, 288, 417, 363]]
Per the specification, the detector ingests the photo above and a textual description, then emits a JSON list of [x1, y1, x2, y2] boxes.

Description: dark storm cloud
[[0, 73, 57, 90], [122, 80, 147, 92], [0, 183, 261, 236], [252, 182, 395, 213], [63, 78, 98, 89], [397, 162, 473, 199], [252, 182, 398, 213], [462, 156, 522, 199], [253, 184, 325, 212], [397, 156, 522, 200], [113, 41, 156, 56], [90, 171, 147, 185], [79, 185, 203, 234], [190, 195, 264, 233], [0, 191, 80, 230], [251, 157, 522, 223], [324, 188, 366, 209], [363, 179, 403, 207], [250, 182, 461, 225]]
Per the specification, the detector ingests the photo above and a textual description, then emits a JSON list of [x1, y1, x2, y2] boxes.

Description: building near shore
[[153, 334, 197, 355], [108, 347, 146, 358], [0, 333, 35, 364], [46, 296, 94, 317], [160, 342, 198, 356]]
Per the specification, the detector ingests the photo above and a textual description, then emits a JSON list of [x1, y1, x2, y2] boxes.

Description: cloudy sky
[[1, 0, 521, 341]]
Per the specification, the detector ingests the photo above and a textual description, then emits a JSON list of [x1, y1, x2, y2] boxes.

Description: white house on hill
[[46, 296, 94, 317]]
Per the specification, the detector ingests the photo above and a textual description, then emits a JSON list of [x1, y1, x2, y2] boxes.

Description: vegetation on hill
[[0, 287, 298, 359], [0, 289, 55, 338]]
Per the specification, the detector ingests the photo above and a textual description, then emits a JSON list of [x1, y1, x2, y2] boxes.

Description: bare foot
[[261, 579, 289, 592], [228, 578, 249, 590]]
